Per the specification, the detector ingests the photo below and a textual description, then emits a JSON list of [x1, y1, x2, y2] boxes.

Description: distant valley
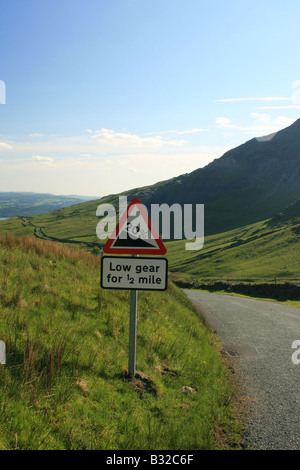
[[0, 192, 98, 218]]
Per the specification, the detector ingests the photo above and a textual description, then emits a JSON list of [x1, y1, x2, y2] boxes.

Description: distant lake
[[0, 218, 8, 221]]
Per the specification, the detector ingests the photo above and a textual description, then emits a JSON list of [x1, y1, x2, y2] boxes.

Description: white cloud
[[216, 117, 232, 128], [0, 142, 13, 150], [0, 145, 228, 197], [256, 105, 300, 110], [147, 128, 209, 135], [250, 113, 271, 123], [28, 133, 44, 137], [274, 116, 295, 127], [215, 97, 290, 103], [31, 156, 55, 166], [174, 128, 208, 135], [216, 114, 296, 135], [93, 128, 186, 147], [0, 129, 188, 160]]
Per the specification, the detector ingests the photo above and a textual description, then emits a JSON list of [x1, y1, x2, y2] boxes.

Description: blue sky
[[1, 0, 300, 197]]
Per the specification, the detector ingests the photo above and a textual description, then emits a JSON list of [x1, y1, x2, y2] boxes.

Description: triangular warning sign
[[103, 198, 167, 255]]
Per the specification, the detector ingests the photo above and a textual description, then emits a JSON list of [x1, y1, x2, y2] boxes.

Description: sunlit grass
[[166, 218, 300, 283], [0, 234, 242, 450]]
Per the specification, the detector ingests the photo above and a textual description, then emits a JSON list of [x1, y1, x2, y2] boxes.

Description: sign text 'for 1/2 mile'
[[101, 256, 168, 291]]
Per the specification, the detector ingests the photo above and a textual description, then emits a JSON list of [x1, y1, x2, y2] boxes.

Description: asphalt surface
[[183, 289, 300, 450]]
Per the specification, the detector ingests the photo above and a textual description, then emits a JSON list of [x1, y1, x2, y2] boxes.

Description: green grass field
[[0, 234, 243, 450], [1, 204, 299, 284], [167, 217, 300, 283]]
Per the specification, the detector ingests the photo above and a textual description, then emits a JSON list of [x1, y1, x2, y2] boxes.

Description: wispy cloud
[[250, 113, 271, 123], [0, 128, 188, 160], [256, 105, 300, 110], [273, 116, 295, 127], [92, 128, 186, 147], [216, 114, 295, 134], [31, 156, 55, 166], [146, 128, 209, 135], [215, 97, 290, 103], [0, 141, 13, 150], [216, 117, 232, 128]]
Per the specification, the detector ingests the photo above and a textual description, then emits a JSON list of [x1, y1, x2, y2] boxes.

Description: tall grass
[[0, 234, 242, 450]]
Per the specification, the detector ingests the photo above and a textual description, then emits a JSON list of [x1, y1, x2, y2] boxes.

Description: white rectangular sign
[[101, 256, 168, 291]]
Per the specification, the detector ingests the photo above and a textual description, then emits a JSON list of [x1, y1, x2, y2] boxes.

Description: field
[[0, 234, 243, 450], [167, 216, 300, 283], [1, 202, 299, 283]]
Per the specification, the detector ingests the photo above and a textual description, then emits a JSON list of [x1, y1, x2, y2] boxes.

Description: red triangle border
[[103, 198, 167, 255]]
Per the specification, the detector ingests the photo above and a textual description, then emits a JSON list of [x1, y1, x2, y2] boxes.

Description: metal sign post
[[128, 285, 138, 376], [128, 254, 138, 376], [101, 198, 167, 378], [101, 254, 168, 377]]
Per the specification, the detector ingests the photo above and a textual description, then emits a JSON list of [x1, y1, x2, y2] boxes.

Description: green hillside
[[0, 197, 299, 284], [167, 199, 300, 283], [0, 234, 242, 450], [0, 197, 103, 243]]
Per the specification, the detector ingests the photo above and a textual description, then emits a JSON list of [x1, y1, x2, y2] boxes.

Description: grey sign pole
[[128, 254, 138, 376], [128, 288, 138, 376]]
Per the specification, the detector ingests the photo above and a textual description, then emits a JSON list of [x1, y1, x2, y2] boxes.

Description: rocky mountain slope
[[124, 118, 300, 235]]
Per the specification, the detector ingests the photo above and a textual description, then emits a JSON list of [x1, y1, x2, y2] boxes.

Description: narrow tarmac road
[[183, 290, 300, 450]]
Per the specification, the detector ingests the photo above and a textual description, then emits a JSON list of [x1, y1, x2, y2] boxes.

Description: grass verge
[[170, 272, 300, 308], [0, 234, 244, 450]]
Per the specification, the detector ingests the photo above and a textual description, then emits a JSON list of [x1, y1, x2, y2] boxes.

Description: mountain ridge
[[118, 118, 300, 234]]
